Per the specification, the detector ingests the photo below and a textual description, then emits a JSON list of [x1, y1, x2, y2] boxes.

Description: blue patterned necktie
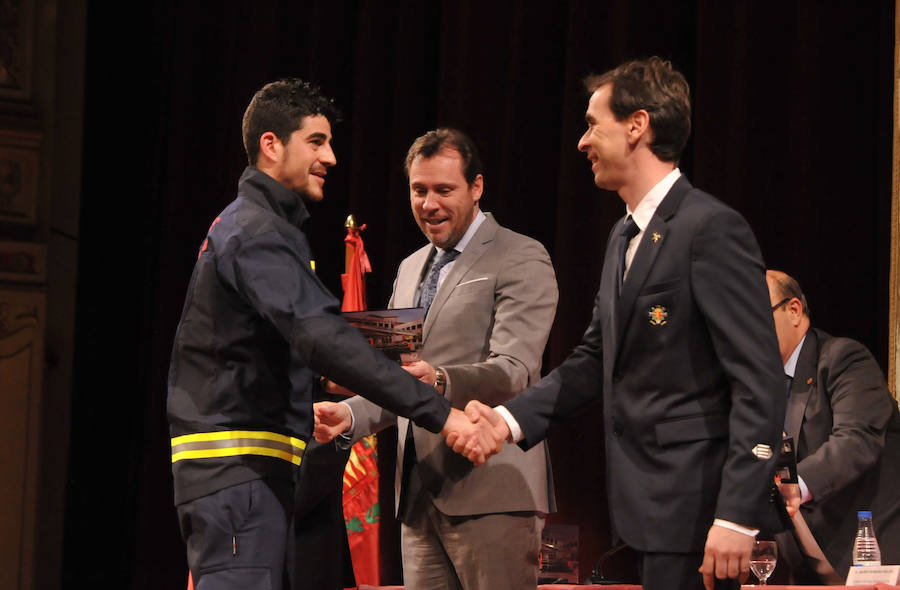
[[419, 249, 459, 314]]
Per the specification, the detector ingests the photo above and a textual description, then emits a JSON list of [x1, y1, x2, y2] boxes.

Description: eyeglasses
[[771, 297, 791, 312]]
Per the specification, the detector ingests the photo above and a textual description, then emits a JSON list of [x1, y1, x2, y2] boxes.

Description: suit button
[[612, 422, 623, 436], [613, 372, 622, 383]]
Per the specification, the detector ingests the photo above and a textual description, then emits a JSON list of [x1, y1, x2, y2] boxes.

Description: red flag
[[340, 215, 381, 588]]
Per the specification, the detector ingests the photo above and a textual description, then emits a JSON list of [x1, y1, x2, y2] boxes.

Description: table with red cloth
[[357, 584, 900, 590]]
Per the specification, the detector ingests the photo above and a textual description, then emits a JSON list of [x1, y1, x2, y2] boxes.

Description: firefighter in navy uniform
[[167, 79, 472, 590]]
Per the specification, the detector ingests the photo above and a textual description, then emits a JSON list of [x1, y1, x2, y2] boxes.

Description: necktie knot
[[621, 216, 640, 241], [419, 249, 459, 313]]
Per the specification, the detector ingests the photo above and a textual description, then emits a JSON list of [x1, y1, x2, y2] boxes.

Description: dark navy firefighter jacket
[[167, 167, 450, 505]]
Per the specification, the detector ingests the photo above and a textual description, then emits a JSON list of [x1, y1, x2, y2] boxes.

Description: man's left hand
[[776, 481, 801, 518], [698, 524, 753, 590]]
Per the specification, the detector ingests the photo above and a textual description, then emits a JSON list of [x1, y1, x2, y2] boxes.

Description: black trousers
[[640, 552, 741, 590], [177, 478, 295, 590], [293, 439, 355, 590]]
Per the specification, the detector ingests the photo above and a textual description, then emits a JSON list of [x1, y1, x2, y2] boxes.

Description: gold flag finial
[[344, 214, 357, 229]]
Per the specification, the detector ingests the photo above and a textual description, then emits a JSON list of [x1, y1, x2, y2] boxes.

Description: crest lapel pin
[[648, 305, 668, 326]]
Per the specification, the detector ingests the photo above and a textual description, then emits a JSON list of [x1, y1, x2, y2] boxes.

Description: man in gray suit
[[314, 128, 558, 590], [767, 270, 900, 583]]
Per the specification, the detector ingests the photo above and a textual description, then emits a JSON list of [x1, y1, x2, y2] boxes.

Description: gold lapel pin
[[806, 378, 813, 385], [652, 232, 662, 243]]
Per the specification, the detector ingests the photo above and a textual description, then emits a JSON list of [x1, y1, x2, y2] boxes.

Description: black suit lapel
[[600, 225, 623, 363], [616, 214, 669, 346], [614, 176, 693, 349], [787, 329, 819, 441]]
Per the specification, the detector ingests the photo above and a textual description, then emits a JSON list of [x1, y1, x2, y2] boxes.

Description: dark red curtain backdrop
[[64, 2, 894, 588]]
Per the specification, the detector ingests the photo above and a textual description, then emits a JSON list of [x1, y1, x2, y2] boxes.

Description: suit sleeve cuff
[[713, 518, 759, 537], [495, 405, 523, 443]]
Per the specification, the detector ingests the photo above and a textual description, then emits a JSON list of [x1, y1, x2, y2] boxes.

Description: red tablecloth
[[358, 584, 900, 590]]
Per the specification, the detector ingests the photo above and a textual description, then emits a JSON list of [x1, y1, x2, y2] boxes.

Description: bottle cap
[[858, 510, 873, 518]]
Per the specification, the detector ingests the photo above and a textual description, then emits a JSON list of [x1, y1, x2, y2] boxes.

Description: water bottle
[[852, 510, 882, 566]]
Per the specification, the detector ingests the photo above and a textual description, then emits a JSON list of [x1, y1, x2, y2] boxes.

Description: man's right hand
[[441, 400, 509, 464], [313, 401, 352, 442]]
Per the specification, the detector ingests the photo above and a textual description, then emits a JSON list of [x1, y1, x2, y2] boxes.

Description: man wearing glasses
[[767, 270, 900, 583]]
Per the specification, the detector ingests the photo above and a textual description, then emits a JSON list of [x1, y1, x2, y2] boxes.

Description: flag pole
[[340, 214, 381, 587]]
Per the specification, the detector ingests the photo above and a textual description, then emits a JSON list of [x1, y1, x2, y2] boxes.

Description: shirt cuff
[[335, 401, 355, 450], [712, 519, 759, 538], [798, 476, 812, 503], [495, 405, 523, 443]]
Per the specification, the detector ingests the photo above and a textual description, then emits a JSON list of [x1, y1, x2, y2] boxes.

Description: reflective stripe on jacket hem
[[171, 430, 307, 465]]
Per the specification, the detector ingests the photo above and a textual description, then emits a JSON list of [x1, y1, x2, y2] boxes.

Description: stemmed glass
[[749, 539, 778, 585]]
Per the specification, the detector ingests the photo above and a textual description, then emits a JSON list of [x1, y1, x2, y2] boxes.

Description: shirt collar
[[626, 168, 681, 231], [437, 209, 485, 255], [784, 334, 806, 378]]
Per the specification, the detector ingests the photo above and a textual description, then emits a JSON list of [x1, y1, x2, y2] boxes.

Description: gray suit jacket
[[789, 327, 900, 576], [347, 212, 558, 516]]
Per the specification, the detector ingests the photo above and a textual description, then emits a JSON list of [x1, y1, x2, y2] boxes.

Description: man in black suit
[[457, 57, 786, 590], [767, 270, 900, 583]]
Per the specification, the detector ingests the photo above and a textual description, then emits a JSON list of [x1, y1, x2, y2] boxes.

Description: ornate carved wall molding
[[0, 240, 43, 282], [0, 128, 39, 226], [0, 0, 35, 102], [0, 287, 44, 590]]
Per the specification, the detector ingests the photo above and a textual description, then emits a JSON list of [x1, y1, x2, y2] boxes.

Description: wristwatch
[[433, 368, 446, 395]]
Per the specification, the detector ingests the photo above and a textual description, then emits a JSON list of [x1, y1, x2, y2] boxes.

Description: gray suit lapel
[[390, 245, 432, 309], [788, 330, 818, 438], [423, 213, 499, 341]]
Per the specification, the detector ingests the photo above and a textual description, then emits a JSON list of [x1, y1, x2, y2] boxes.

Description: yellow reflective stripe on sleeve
[[171, 430, 305, 447], [171, 446, 302, 465], [171, 430, 306, 465]]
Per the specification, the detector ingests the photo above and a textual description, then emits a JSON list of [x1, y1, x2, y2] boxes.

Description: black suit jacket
[[788, 327, 900, 576], [505, 176, 786, 552]]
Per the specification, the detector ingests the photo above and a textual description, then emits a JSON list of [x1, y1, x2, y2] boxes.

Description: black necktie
[[419, 249, 459, 314], [617, 216, 640, 295]]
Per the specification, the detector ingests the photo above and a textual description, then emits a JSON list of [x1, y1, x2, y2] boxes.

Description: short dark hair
[[769, 271, 811, 318], [403, 128, 483, 186], [242, 78, 342, 165], [584, 56, 691, 163]]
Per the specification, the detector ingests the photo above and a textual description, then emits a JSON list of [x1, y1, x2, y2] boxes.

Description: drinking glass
[[749, 539, 778, 585]]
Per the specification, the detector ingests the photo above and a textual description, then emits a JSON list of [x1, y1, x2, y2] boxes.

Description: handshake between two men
[[314, 395, 508, 467]]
